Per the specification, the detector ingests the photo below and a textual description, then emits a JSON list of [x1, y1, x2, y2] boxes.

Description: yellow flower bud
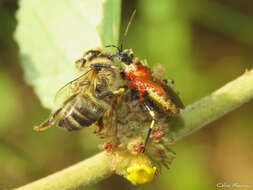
[[125, 164, 156, 185]]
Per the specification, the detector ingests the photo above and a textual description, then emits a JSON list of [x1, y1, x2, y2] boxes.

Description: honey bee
[[34, 49, 125, 131]]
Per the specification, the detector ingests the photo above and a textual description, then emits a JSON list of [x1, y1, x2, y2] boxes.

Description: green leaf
[[15, 0, 121, 110]]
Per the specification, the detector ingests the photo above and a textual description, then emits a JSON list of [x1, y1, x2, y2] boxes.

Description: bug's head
[[106, 45, 134, 65], [114, 48, 134, 65], [106, 10, 136, 66]]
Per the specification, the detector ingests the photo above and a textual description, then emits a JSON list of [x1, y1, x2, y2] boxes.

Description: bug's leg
[[105, 44, 120, 51], [143, 103, 156, 152], [163, 78, 174, 86], [33, 108, 62, 131]]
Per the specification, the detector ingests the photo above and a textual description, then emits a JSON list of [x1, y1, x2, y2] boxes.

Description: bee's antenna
[[119, 9, 136, 51]]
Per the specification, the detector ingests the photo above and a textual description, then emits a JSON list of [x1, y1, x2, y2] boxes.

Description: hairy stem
[[14, 152, 112, 190], [15, 69, 253, 190], [169, 69, 253, 141]]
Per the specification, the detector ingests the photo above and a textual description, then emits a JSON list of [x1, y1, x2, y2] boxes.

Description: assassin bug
[[112, 54, 184, 151], [94, 10, 185, 152]]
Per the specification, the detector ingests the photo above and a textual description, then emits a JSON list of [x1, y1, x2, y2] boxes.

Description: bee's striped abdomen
[[58, 117, 80, 131], [58, 94, 108, 131], [71, 108, 94, 126]]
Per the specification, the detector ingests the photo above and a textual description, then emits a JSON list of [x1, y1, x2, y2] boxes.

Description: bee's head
[[75, 49, 102, 70], [83, 49, 102, 62]]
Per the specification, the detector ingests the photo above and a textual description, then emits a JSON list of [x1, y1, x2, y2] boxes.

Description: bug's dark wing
[[151, 77, 184, 109], [160, 82, 185, 109], [54, 69, 93, 107]]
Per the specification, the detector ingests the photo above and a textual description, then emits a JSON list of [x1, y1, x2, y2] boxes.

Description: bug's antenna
[[106, 10, 136, 52], [124, 10, 136, 37], [105, 45, 121, 52], [119, 9, 136, 51]]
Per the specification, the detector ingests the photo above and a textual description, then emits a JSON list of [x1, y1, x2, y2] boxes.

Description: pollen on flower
[[125, 164, 156, 185], [96, 68, 176, 180], [245, 68, 250, 75]]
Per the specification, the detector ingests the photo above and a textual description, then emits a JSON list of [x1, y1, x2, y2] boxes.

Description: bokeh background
[[1, 0, 253, 189]]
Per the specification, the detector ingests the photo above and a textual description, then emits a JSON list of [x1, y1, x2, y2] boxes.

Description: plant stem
[[169, 69, 253, 141], [15, 69, 253, 190], [14, 151, 112, 190]]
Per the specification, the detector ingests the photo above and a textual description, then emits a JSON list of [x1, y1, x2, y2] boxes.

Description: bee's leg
[[90, 64, 118, 70], [75, 58, 86, 70], [96, 117, 104, 133], [79, 81, 89, 86], [112, 88, 125, 95], [33, 108, 62, 131], [143, 103, 156, 152], [97, 88, 125, 99]]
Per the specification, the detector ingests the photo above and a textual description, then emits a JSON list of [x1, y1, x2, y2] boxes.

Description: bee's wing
[[54, 69, 93, 107]]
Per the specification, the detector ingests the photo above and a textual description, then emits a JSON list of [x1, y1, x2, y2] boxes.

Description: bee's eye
[[84, 50, 101, 61], [82, 59, 87, 67], [89, 50, 100, 56], [120, 71, 126, 79]]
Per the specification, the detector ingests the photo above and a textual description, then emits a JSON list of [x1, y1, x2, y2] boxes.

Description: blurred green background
[[1, 0, 253, 189]]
